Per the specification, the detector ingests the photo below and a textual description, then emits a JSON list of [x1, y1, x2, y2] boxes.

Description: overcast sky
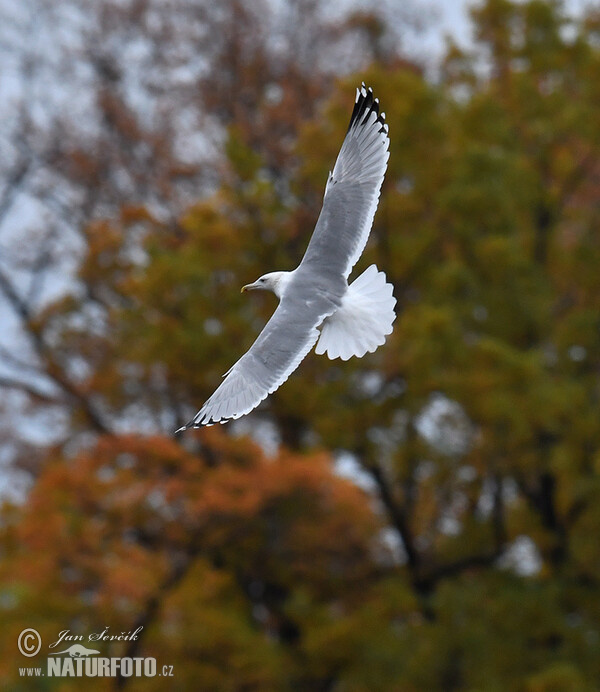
[[426, 0, 590, 57]]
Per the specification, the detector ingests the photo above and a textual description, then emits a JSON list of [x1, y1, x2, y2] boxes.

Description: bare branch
[[0, 265, 110, 434], [0, 156, 31, 225], [0, 375, 61, 403], [0, 264, 31, 322], [25, 225, 58, 309], [0, 344, 42, 373]]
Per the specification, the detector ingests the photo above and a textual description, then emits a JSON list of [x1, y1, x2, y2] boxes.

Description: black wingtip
[[174, 417, 199, 434], [175, 414, 233, 433], [348, 83, 387, 136]]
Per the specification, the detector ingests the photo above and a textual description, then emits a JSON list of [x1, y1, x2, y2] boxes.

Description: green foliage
[[3, 1, 600, 689]]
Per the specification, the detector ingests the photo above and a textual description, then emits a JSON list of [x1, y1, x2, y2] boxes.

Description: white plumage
[[177, 83, 395, 431], [316, 264, 396, 361]]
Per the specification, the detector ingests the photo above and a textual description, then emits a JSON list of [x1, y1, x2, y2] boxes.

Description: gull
[[176, 83, 395, 431]]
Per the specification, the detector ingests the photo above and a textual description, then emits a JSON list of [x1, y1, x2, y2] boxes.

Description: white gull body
[[177, 84, 395, 431]]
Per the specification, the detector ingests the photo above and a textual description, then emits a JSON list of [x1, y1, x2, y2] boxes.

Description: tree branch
[[0, 265, 110, 433], [0, 156, 31, 225], [423, 548, 504, 586], [367, 462, 420, 573], [0, 376, 60, 403], [115, 549, 200, 690]]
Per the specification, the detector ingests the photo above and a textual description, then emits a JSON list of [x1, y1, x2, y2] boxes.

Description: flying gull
[[176, 83, 395, 431]]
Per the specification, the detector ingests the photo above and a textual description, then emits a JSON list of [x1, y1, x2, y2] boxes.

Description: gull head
[[241, 271, 291, 299]]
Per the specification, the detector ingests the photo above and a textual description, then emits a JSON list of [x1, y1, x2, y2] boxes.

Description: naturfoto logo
[[17, 627, 173, 680], [53, 644, 100, 657]]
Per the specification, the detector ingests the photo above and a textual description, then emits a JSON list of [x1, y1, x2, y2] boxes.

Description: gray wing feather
[[177, 84, 389, 431], [298, 84, 389, 281], [178, 279, 339, 428]]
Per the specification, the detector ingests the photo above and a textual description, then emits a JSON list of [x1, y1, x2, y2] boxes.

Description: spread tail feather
[[315, 264, 396, 360]]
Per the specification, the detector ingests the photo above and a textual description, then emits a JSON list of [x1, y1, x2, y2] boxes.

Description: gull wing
[[296, 83, 390, 282], [176, 281, 338, 429]]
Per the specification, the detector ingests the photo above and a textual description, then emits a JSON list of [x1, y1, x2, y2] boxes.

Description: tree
[[2, 1, 600, 690], [0, 433, 383, 690]]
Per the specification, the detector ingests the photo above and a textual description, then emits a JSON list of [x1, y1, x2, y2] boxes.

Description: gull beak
[[241, 281, 259, 293]]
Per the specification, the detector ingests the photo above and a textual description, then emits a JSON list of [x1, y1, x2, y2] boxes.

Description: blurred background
[[1, 0, 600, 689]]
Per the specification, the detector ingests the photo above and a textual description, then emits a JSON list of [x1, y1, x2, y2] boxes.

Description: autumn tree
[[2, 1, 600, 690]]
